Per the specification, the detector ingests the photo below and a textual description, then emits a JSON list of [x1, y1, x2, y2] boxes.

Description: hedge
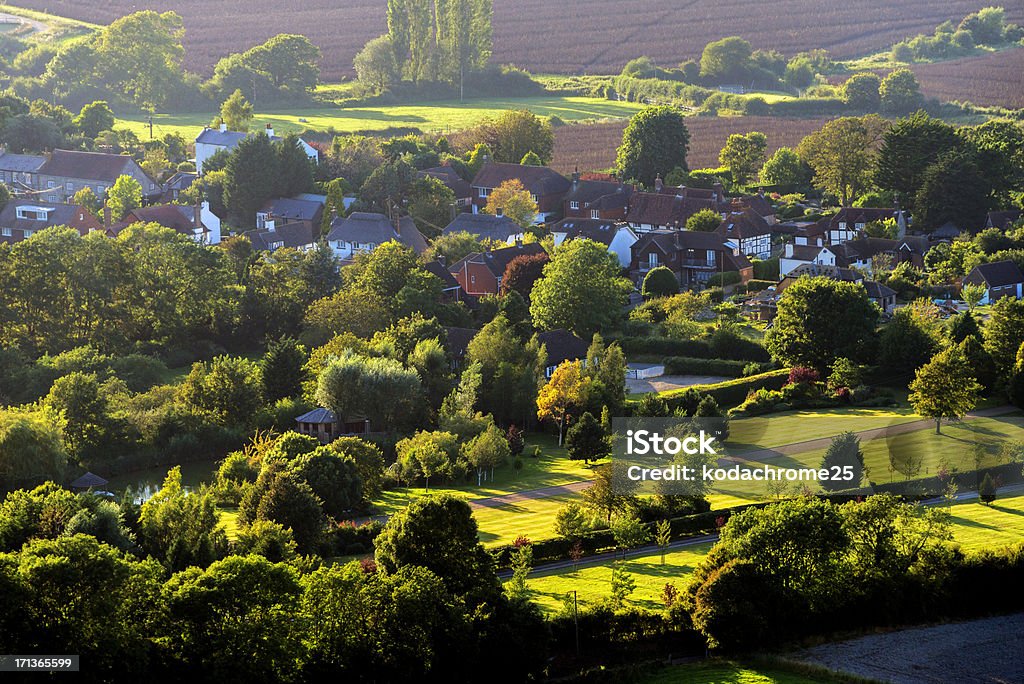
[[660, 369, 790, 410], [610, 335, 769, 362], [752, 257, 780, 281], [707, 271, 742, 287], [663, 356, 769, 377], [744, 279, 777, 293]]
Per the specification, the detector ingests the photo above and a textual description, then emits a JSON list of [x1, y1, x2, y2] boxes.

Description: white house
[[780, 243, 838, 276], [963, 260, 1024, 305], [716, 210, 772, 260], [549, 218, 638, 268], [195, 123, 319, 174], [326, 212, 428, 262]]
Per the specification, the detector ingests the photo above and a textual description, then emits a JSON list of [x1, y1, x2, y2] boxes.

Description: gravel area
[[792, 613, 1024, 683], [626, 375, 730, 394]]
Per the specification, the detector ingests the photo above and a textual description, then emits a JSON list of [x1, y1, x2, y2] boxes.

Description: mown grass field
[[638, 660, 845, 684], [520, 494, 1024, 614], [114, 96, 645, 141]]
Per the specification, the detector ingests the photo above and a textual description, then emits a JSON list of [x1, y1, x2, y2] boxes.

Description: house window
[[471, 275, 476, 284], [1, 228, 11, 236], [570, 201, 579, 210], [648, 253, 659, 268], [531, 194, 538, 203], [591, 210, 600, 219], [23, 230, 32, 238], [47, 181, 55, 189], [97, 186, 104, 195], [479, 188, 490, 198], [48, 195, 57, 202], [707, 250, 715, 263], [65, 182, 73, 191]]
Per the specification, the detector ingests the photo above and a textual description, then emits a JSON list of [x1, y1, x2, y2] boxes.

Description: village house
[[630, 230, 753, 289], [780, 235, 930, 277], [747, 264, 897, 321], [194, 123, 319, 174], [986, 210, 1022, 231], [470, 161, 571, 223], [537, 329, 591, 378], [443, 212, 524, 244], [728, 191, 776, 225], [294, 408, 375, 444], [419, 166, 472, 208], [562, 173, 633, 221], [424, 259, 474, 304], [243, 221, 317, 252], [34, 149, 161, 204], [256, 196, 324, 232], [717, 209, 772, 259], [113, 202, 222, 245], [0, 151, 45, 194], [0, 201, 102, 245], [160, 171, 198, 203], [625, 181, 727, 232], [963, 260, 1024, 304], [549, 217, 638, 268], [825, 207, 908, 244], [326, 211, 428, 262], [448, 242, 545, 296]]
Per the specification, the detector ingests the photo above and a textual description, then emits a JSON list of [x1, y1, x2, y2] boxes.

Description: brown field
[[13, 1, 1024, 80], [552, 116, 833, 174], [911, 47, 1024, 108]]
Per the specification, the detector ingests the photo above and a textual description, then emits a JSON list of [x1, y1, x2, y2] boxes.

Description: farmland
[[10, 0, 1023, 80], [552, 116, 834, 174], [910, 47, 1024, 108]]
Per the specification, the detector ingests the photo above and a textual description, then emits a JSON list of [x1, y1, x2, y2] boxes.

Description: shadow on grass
[[949, 515, 1000, 531]]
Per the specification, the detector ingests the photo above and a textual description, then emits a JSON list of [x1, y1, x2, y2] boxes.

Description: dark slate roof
[[564, 179, 632, 208], [987, 210, 1022, 231], [633, 229, 751, 272], [443, 212, 521, 242], [717, 210, 770, 240], [37, 149, 137, 182], [260, 197, 323, 222], [733, 193, 774, 218], [966, 260, 1024, 288], [471, 162, 571, 196], [787, 244, 829, 261], [296, 408, 337, 424], [70, 471, 108, 488], [626, 191, 721, 227], [164, 171, 197, 191], [195, 128, 249, 146], [449, 242, 547, 279], [862, 280, 897, 299], [443, 326, 479, 360], [550, 218, 624, 246], [784, 263, 861, 282], [327, 212, 428, 254], [420, 166, 471, 199], [830, 207, 907, 228], [244, 221, 316, 251], [0, 152, 45, 173], [424, 260, 461, 290], [537, 329, 590, 367]]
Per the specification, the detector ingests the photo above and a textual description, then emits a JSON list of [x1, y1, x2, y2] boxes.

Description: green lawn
[[950, 493, 1024, 552], [474, 494, 573, 547], [523, 543, 712, 614], [218, 507, 240, 542], [639, 660, 843, 684], [114, 95, 645, 140]]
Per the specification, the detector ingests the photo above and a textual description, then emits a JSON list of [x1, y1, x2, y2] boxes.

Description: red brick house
[[449, 242, 546, 296], [470, 162, 571, 223], [626, 182, 727, 233], [563, 173, 634, 220], [0, 200, 102, 245], [630, 230, 752, 290]]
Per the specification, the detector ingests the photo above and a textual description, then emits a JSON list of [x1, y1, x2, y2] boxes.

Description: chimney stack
[[436, 254, 446, 267], [496, 207, 504, 217], [654, 175, 664, 193], [194, 201, 202, 229], [265, 123, 274, 137], [220, 122, 227, 133]]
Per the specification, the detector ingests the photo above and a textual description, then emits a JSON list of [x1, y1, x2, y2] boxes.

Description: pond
[[103, 458, 221, 503]]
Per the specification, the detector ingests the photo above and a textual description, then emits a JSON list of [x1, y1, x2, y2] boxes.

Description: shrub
[[663, 356, 767, 377], [659, 369, 790, 411], [707, 271, 742, 287], [745, 279, 776, 293], [642, 266, 680, 298], [788, 367, 820, 384]]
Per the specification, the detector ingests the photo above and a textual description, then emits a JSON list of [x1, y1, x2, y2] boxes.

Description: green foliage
[[354, 34, 399, 92], [686, 208, 723, 232], [842, 72, 881, 111], [74, 101, 115, 138], [984, 293, 1024, 372], [819, 432, 865, 491], [878, 302, 942, 372], [641, 266, 679, 298], [260, 337, 306, 403], [233, 520, 297, 562], [0, 408, 68, 493], [218, 89, 253, 131], [759, 147, 811, 190], [797, 115, 885, 206], [315, 349, 423, 433], [139, 467, 228, 571], [700, 36, 753, 82], [616, 106, 691, 187], [909, 344, 982, 432], [765, 276, 879, 370], [289, 447, 363, 519], [718, 132, 767, 186], [530, 238, 632, 335], [565, 411, 609, 464], [177, 356, 263, 428], [107, 175, 142, 222], [484, 109, 554, 164], [880, 68, 924, 115]]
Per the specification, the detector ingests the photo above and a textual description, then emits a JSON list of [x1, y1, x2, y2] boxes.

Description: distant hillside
[[10, 0, 1024, 80]]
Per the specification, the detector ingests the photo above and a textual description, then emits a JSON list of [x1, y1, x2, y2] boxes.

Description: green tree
[[177, 355, 263, 427], [329, 436, 385, 502], [984, 298, 1024, 373], [827, 357, 863, 391], [700, 36, 753, 82], [246, 468, 326, 552], [581, 462, 637, 524], [610, 513, 651, 557], [686, 208, 723, 232], [609, 562, 637, 608], [616, 106, 691, 187], [289, 447, 362, 519], [909, 345, 981, 433], [759, 147, 811, 189], [408, 337, 452, 409], [874, 112, 960, 212], [819, 432, 865, 491], [277, 133, 315, 198], [315, 350, 423, 432], [438, 0, 493, 99], [464, 422, 511, 484], [93, 11, 186, 109], [354, 35, 399, 92], [655, 518, 672, 565], [880, 68, 924, 115], [74, 101, 115, 138], [962, 282, 986, 311], [797, 115, 885, 206], [536, 360, 591, 445], [530, 238, 632, 335], [224, 132, 280, 227], [485, 109, 554, 164], [218, 89, 253, 131], [914, 149, 993, 232], [107, 175, 142, 222], [765, 276, 880, 370], [878, 302, 942, 373], [719, 132, 767, 186], [139, 467, 228, 571], [554, 502, 590, 540], [374, 493, 500, 601], [465, 314, 544, 426], [43, 372, 109, 457], [642, 265, 679, 298], [842, 72, 882, 111], [161, 555, 302, 683], [71, 187, 102, 218], [408, 175, 456, 238], [260, 337, 306, 403], [0, 409, 68, 493], [233, 520, 297, 562], [565, 411, 609, 464]]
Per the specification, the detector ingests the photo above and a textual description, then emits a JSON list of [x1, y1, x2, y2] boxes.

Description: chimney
[[496, 207, 504, 217], [194, 201, 202, 229], [394, 215, 401, 235], [654, 175, 664, 193], [436, 254, 446, 267], [220, 122, 227, 133], [572, 167, 580, 188], [266, 219, 276, 232], [713, 181, 724, 204], [265, 123, 274, 137]]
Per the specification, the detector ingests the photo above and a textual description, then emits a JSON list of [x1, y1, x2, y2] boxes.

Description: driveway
[[627, 374, 730, 394]]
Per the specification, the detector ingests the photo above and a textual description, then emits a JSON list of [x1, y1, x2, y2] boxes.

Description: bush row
[[663, 356, 770, 377], [609, 335, 769, 362], [660, 369, 790, 410], [707, 271, 743, 287]]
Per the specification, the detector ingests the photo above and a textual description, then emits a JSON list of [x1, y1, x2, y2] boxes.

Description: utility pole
[[147, 115, 154, 140], [571, 590, 580, 657]]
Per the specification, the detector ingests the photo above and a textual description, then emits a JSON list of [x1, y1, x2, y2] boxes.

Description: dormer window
[[570, 201, 579, 210]]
